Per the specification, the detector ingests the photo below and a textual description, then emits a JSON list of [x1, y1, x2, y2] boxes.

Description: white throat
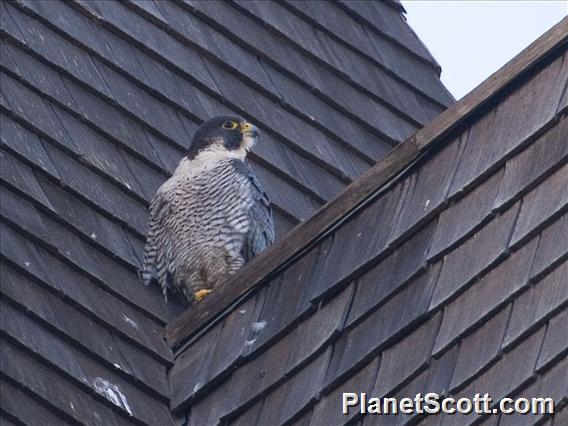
[[169, 146, 246, 181]]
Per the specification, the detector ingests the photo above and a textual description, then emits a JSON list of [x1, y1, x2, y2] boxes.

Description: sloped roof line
[[166, 17, 568, 349], [230, 0, 452, 112], [335, 0, 441, 72]]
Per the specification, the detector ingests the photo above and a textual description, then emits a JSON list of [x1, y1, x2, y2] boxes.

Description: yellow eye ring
[[222, 120, 238, 130]]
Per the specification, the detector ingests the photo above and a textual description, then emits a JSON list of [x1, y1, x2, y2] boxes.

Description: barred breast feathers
[[141, 150, 254, 300]]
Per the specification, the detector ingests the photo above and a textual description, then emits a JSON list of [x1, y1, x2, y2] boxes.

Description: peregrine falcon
[[140, 116, 275, 305]]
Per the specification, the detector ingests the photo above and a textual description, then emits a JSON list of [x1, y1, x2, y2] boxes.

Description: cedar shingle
[[311, 180, 407, 301], [530, 213, 568, 279], [311, 356, 380, 426], [449, 51, 567, 198], [537, 309, 568, 370], [502, 261, 567, 349], [31, 209, 174, 323], [1, 7, 167, 162], [226, 400, 263, 426], [428, 169, 504, 260], [290, 0, 452, 107], [0, 186, 55, 250], [2, 6, 109, 99], [371, 312, 442, 396], [433, 237, 539, 354], [227, 0, 426, 136], [87, 1, 372, 181], [450, 305, 511, 390], [347, 221, 438, 325], [38, 176, 142, 264], [327, 265, 439, 388], [559, 81, 568, 113], [0, 148, 54, 211], [430, 202, 520, 309], [1, 264, 169, 397], [0, 71, 73, 150], [443, 328, 546, 426], [237, 278, 305, 356], [498, 358, 567, 426], [0, 378, 75, 426], [0, 222, 52, 283], [287, 408, 313, 426], [391, 136, 464, 240], [42, 142, 149, 235], [335, 0, 442, 69], [368, 346, 460, 426], [0, 301, 173, 425], [510, 164, 568, 247], [285, 285, 352, 373], [423, 345, 461, 398], [169, 322, 223, 410], [0, 111, 60, 178], [494, 115, 568, 210], [1, 338, 124, 426], [0, 39, 75, 109], [203, 295, 259, 384], [180, 326, 295, 418], [3, 230, 172, 361], [255, 348, 331, 426]]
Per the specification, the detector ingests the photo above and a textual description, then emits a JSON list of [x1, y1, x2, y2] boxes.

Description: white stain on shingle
[[251, 320, 267, 333], [92, 377, 133, 416], [121, 314, 138, 329]]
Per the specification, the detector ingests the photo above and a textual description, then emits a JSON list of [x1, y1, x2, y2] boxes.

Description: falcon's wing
[[140, 188, 177, 300], [233, 160, 275, 262]]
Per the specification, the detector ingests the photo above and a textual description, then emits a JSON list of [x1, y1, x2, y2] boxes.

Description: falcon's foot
[[194, 289, 212, 302]]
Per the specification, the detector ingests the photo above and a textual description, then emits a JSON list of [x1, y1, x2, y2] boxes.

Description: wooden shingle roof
[[167, 17, 568, 426], [0, 1, 453, 425]]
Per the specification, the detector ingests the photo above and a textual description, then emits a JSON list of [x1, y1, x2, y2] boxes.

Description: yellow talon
[[194, 289, 212, 302]]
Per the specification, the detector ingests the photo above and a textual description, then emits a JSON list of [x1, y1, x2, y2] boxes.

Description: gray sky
[[403, 1, 567, 99]]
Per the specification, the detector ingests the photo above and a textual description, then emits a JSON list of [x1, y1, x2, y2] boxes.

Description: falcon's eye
[[222, 120, 238, 130]]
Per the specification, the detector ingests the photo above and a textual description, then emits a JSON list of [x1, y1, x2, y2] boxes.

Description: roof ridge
[[166, 16, 568, 349]]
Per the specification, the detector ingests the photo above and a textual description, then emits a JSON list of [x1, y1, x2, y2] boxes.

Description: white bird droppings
[[251, 320, 267, 332], [121, 314, 138, 329], [92, 377, 133, 416], [90, 232, 97, 239]]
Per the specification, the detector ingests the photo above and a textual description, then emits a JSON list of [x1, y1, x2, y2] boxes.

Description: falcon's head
[[187, 116, 259, 161]]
